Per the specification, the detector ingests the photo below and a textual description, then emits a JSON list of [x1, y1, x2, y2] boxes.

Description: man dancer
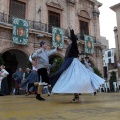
[[28, 41, 57, 100], [32, 41, 57, 87]]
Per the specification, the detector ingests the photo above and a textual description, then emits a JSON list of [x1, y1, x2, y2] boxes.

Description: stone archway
[[2, 49, 28, 92]]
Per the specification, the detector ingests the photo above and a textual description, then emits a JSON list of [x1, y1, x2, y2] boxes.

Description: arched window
[[79, 10, 90, 36]]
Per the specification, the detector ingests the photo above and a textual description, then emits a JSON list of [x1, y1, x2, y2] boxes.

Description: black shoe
[[0, 94, 4, 96], [48, 94, 50, 96], [70, 98, 80, 103], [25, 92, 30, 96], [94, 92, 97, 96], [36, 94, 45, 101]]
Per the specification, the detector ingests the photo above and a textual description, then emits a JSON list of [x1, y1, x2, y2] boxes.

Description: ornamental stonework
[[79, 0, 93, 9]]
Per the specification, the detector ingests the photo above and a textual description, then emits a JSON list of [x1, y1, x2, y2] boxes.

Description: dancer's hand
[[68, 25, 72, 30]]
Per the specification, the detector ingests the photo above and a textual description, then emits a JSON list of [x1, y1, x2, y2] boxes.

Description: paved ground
[[0, 93, 120, 120]]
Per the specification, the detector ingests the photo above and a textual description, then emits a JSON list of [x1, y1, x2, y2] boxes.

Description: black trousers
[[37, 68, 50, 84], [0, 78, 9, 95]]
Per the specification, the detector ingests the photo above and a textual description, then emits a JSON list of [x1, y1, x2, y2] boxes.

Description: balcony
[[0, 12, 99, 44], [0, 12, 69, 37], [76, 33, 97, 43]]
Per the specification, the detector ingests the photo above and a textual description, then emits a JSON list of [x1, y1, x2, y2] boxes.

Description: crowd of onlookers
[[0, 67, 31, 96]]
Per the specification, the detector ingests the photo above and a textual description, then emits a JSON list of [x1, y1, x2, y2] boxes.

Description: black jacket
[[65, 29, 79, 59]]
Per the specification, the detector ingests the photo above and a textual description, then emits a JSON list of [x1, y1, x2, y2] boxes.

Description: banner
[[84, 35, 94, 53], [52, 27, 64, 48], [12, 18, 29, 45]]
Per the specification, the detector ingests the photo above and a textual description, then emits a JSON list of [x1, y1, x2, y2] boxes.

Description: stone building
[[110, 3, 120, 62], [0, 0, 103, 89], [110, 3, 120, 82]]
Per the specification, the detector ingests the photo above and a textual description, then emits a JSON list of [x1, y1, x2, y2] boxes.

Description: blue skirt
[[49, 57, 74, 88], [19, 71, 39, 92], [52, 58, 105, 94]]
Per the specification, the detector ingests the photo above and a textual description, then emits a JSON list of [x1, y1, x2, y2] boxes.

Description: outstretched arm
[[69, 29, 79, 55]]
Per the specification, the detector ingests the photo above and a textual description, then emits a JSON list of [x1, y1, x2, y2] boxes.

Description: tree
[[50, 58, 63, 75], [93, 67, 102, 77], [109, 71, 117, 92], [0, 53, 4, 65]]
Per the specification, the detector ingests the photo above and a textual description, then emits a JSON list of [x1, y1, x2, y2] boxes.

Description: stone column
[[114, 27, 120, 81]]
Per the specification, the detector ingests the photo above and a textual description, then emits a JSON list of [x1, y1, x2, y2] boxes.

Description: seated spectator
[[12, 68, 23, 95]]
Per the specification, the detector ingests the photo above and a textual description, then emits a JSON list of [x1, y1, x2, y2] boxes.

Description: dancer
[[23, 68, 31, 81], [84, 57, 105, 95], [12, 68, 23, 95], [84, 57, 97, 95], [32, 41, 57, 85], [49, 28, 105, 102], [19, 55, 46, 100]]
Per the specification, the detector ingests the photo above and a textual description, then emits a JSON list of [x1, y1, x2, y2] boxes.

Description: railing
[[0, 12, 69, 37], [76, 33, 97, 43], [0, 12, 98, 43]]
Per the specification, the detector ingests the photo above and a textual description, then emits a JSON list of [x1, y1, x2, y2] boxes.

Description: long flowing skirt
[[88, 69, 105, 90], [52, 58, 105, 94], [19, 71, 39, 92]]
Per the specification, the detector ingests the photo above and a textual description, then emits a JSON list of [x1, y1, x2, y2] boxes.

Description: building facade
[[0, 0, 104, 88], [110, 3, 120, 81], [110, 3, 120, 62], [103, 48, 117, 80]]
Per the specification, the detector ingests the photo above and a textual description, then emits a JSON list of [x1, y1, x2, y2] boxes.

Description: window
[[9, 0, 26, 21], [48, 11, 60, 27], [48, 11, 60, 32], [108, 51, 111, 57], [80, 20, 89, 35], [108, 58, 111, 63]]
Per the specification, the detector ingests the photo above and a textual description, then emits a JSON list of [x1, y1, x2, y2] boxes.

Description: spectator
[[23, 68, 31, 81], [0, 65, 9, 96], [12, 68, 23, 95]]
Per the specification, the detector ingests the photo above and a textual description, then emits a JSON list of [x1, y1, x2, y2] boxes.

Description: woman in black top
[[49, 29, 104, 103]]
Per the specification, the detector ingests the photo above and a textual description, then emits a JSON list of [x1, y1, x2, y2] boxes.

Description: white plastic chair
[[104, 82, 108, 92], [104, 82, 110, 92], [107, 82, 110, 91], [113, 82, 118, 92]]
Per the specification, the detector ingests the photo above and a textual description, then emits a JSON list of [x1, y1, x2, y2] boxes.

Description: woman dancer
[[84, 57, 105, 95], [12, 68, 23, 95], [49, 28, 105, 102]]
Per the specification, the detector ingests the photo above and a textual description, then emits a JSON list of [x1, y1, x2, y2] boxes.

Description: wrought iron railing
[[0, 12, 69, 37], [76, 33, 97, 43], [0, 12, 98, 43]]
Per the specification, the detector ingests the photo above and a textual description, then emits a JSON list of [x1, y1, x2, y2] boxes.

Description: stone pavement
[[0, 93, 120, 120]]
